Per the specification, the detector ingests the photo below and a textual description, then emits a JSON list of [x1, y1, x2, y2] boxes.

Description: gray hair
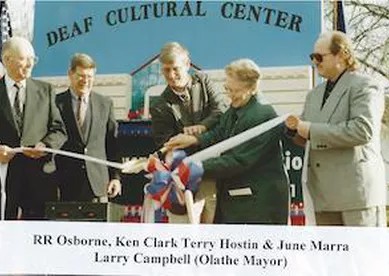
[[159, 42, 190, 64], [225, 58, 261, 91], [1, 36, 35, 60]]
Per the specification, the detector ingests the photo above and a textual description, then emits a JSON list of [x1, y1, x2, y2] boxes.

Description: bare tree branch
[[358, 58, 389, 79], [349, 1, 389, 20]]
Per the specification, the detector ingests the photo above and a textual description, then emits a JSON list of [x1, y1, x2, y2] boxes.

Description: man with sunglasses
[[286, 31, 386, 227]]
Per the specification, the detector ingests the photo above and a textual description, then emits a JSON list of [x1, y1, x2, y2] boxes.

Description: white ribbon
[[186, 113, 289, 163], [0, 114, 289, 222], [8, 147, 125, 169], [0, 147, 136, 220]]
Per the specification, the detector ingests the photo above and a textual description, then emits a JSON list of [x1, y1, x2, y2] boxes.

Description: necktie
[[179, 91, 191, 111], [76, 96, 86, 128], [13, 84, 23, 131]]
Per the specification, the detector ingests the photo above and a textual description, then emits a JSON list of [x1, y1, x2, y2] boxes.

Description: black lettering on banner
[[180, 1, 193, 16], [106, 9, 117, 26], [234, 3, 246, 20], [139, 4, 152, 19], [195, 1, 207, 16], [117, 7, 129, 23], [246, 5, 262, 22], [263, 7, 276, 24], [289, 14, 302, 32], [46, 1, 303, 48], [220, 2, 233, 19], [131, 6, 141, 21], [167, 1, 177, 17], [46, 31, 58, 47], [274, 10, 289, 28], [46, 16, 94, 47], [153, 2, 164, 18], [219, 2, 303, 33], [58, 25, 69, 42]]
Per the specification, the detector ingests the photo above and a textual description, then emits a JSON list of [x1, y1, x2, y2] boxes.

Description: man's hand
[[164, 134, 198, 150], [183, 125, 207, 135], [285, 115, 301, 130], [297, 121, 311, 139], [285, 115, 311, 139], [0, 145, 15, 164], [22, 142, 47, 159], [107, 179, 121, 198]]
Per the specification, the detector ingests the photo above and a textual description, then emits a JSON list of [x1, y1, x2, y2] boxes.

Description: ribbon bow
[[142, 150, 204, 223]]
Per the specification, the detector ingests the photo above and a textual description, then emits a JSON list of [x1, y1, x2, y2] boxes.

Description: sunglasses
[[309, 52, 332, 63]]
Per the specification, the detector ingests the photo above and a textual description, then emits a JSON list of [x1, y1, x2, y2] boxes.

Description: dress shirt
[[70, 89, 90, 120], [5, 75, 26, 111]]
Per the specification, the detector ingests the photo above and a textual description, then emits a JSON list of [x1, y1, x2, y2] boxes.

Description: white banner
[[0, 221, 388, 275]]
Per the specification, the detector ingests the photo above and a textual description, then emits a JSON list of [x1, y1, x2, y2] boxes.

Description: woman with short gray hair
[[165, 58, 290, 224]]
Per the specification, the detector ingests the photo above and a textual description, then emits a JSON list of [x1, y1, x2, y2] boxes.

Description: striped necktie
[[13, 83, 23, 132]]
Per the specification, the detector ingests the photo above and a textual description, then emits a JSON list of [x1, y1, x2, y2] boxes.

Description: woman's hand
[[183, 125, 207, 135], [164, 134, 199, 150]]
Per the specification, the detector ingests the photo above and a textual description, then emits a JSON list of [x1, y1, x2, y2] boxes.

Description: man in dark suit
[[150, 42, 228, 223], [55, 53, 121, 203], [0, 36, 67, 220]]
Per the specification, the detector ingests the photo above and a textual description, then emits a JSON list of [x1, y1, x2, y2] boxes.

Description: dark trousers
[[6, 156, 58, 220], [58, 165, 96, 202]]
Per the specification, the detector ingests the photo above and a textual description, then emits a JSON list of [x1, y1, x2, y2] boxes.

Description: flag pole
[[333, 1, 338, 30]]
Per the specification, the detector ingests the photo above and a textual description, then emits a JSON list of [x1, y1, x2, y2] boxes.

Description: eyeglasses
[[309, 52, 332, 63], [30, 56, 39, 64], [11, 56, 39, 65], [74, 72, 95, 80], [224, 84, 252, 97], [224, 85, 241, 95]]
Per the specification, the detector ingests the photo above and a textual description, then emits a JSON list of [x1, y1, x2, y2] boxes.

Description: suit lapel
[[319, 71, 350, 122], [0, 78, 18, 133], [84, 92, 96, 145], [305, 83, 325, 122], [22, 78, 40, 137], [190, 79, 202, 120]]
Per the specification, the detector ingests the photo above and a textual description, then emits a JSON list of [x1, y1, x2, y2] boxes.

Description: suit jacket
[[55, 90, 119, 198], [0, 77, 67, 218], [302, 71, 385, 211], [200, 97, 290, 224], [150, 71, 228, 148]]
